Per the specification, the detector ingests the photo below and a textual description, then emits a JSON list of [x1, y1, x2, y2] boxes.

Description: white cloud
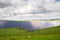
[[30, 21, 60, 30], [52, 22, 60, 26], [0, 0, 60, 21]]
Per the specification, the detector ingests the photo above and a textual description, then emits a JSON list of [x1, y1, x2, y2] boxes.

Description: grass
[[0, 26, 60, 40]]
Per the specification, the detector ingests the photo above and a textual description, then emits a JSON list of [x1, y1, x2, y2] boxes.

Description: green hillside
[[0, 26, 60, 40]]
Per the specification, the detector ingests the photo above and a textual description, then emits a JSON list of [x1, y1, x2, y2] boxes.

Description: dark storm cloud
[[0, 20, 54, 30], [0, 21, 33, 30], [0, 2, 12, 8]]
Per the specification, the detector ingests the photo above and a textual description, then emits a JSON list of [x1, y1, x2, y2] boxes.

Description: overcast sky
[[0, 0, 60, 20], [0, 0, 60, 30]]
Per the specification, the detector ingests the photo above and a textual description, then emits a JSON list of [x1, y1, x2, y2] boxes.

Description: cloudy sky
[[0, 0, 60, 20], [0, 0, 60, 30]]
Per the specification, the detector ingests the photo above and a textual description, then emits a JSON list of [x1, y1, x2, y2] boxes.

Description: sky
[[0, 0, 60, 20], [0, 0, 60, 30], [56, 0, 60, 2]]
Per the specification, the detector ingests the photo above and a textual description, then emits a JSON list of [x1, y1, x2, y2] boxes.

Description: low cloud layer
[[0, 21, 60, 30]]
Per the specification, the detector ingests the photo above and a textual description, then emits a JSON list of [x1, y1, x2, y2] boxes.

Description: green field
[[0, 26, 60, 40]]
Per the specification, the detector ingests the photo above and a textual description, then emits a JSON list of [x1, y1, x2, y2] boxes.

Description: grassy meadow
[[0, 26, 60, 40]]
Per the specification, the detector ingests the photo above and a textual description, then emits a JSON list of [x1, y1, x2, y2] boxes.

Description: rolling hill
[[0, 26, 60, 40]]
